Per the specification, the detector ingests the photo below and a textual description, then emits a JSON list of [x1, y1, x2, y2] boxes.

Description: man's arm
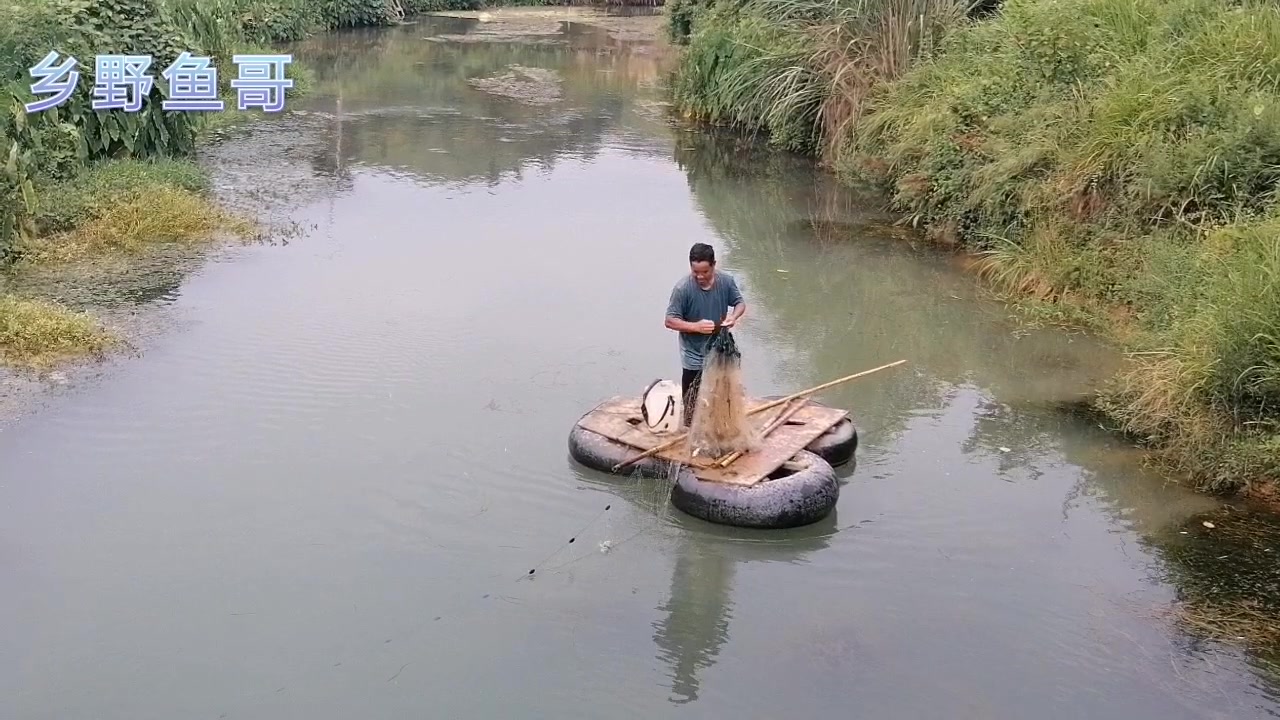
[[666, 315, 706, 333], [724, 302, 746, 325], [723, 277, 747, 327]]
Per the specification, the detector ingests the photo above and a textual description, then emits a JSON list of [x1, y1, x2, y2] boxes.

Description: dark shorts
[[681, 367, 702, 426]]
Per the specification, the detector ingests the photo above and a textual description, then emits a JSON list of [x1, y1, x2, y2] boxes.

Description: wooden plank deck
[[576, 395, 848, 487]]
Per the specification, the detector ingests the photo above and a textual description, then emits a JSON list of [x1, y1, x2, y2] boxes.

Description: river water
[[3, 9, 1279, 719]]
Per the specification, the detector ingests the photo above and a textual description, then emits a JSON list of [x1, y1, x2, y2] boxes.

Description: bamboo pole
[[611, 427, 691, 472], [745, 359, 908, 417], [609, 359, 908, 472], [759, 397, 799, 434], [715, 397, 809, 468]]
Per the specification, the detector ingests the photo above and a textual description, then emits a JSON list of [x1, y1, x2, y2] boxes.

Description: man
[[664, 242, 747, 427]]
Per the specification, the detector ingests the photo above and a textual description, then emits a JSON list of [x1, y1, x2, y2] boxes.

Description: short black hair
[[689, 243, 715, 264]]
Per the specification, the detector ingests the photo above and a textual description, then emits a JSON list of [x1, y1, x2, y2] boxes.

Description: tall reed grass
[[670, 0, 971, 163]]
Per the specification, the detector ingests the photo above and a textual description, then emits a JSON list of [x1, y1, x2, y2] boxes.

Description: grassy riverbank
[[668, 0, 1280, 498]]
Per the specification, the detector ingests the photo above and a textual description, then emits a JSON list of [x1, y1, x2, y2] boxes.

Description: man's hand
[[721, 315, 736, 329], [695, 319, 716, 334]]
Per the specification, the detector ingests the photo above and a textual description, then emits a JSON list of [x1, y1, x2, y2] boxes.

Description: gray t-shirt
[[665, 270, 745, 371]]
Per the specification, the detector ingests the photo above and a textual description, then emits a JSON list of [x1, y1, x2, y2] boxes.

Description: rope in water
[[523, 502, 612, 578]]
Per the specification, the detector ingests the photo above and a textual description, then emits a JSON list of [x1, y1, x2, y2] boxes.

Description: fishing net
[[688, 327, 758, 458]]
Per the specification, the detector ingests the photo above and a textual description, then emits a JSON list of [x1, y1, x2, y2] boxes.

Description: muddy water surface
[[3, 10, 1279, 719]]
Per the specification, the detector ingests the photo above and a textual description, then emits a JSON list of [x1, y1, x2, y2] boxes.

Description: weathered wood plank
[[576, 395, 848, 486]]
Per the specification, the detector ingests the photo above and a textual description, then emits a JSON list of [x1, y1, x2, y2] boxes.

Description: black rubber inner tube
[[568, 422, 676, 479], [669, 449, 838, 529]]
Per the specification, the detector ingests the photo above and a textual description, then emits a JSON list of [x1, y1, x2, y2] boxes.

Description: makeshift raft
[[576, 394, 852, 486], [567, 362, 904, 529], [568, 394, 857, 529]]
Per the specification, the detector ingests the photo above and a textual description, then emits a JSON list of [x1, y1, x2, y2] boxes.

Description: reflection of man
[[664, 243, 746, 427], [652, 540, 736, 706]]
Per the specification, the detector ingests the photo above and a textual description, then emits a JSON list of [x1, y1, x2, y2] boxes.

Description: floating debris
[[466, 65, 563, 106]]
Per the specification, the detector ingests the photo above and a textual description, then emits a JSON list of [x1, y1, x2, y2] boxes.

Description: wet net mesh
[[688, 327, 758, 458]]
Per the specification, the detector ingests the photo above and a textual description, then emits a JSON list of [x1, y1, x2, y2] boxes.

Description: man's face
[[690, 260, 714, 288]]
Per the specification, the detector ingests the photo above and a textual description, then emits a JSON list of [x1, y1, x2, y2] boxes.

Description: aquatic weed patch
[[467, 64, 564, 104], [1149, 507, 1280, 682]]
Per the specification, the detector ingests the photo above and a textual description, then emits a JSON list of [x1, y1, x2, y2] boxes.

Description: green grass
[[29, 159, 210, 237], [669, 0, 1280, 496], [13, 163, 255, 266], [0, 293, 117, 370]]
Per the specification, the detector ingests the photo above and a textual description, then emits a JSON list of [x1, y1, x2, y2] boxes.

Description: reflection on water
[[2, 9, 1280, 719], [577, 462, 838, 705], [649, 517, 842, 705], [282, 13, 671, 191], [654, 542, 735, 705]]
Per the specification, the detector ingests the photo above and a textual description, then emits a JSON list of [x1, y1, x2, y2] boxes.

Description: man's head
[[689, 243, 716, 288]]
